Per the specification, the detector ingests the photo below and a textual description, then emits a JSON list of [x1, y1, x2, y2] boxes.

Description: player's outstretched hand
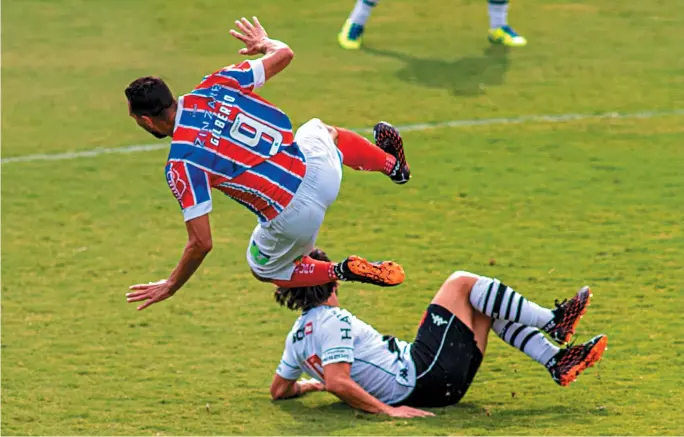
[[126, 279, 174, 311], [230, 16, 269, 56], [300, 378, 326, 393], [386, 406, 435, 418]]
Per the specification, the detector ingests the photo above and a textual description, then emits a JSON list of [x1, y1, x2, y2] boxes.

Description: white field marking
[[2, 109, 683, 165]]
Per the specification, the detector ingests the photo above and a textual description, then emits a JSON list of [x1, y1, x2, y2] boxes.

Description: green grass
[[2, 0, 684, 435]]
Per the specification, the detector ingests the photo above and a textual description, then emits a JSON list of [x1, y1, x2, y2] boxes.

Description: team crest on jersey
[[431, 313, 448, 326], [166, 167, 187, 203], [305, 322, 313, 335]]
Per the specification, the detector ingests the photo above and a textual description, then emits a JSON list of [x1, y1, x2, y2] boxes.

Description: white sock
[[493, 320, 559, 366], [488, 0, 509, 28], [469, 278, 554, 329], [348, 0, 379, 27]]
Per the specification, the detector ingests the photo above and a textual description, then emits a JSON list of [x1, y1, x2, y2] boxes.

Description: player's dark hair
[[125, 76, 175, 117], [274, 248, 338, 312]]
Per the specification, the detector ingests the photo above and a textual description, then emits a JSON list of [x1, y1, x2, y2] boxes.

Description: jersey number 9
[[229, 113, 284, 156]]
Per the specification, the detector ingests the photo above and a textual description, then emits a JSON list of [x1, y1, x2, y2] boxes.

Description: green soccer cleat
[[338, 19, 365, 50], [488, 25, 527, 47]]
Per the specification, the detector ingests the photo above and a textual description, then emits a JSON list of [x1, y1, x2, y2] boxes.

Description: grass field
[[2, 0, 684, 435]]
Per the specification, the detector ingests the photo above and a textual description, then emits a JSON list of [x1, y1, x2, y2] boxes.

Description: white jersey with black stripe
[[276, 305, 416, 405]]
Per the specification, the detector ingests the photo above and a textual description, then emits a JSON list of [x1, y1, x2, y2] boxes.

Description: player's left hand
[[126, 279, 175, 311], [230, 16, 269, 56]]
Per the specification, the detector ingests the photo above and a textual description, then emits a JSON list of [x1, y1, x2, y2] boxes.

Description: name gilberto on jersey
[[194, 85, 236, 148]]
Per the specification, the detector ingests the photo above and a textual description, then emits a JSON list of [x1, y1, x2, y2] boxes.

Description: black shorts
[[397, 304, 483, 408]]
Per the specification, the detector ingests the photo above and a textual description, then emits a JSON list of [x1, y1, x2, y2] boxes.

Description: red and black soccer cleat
[[547, 334, 608, 386], [373, 121, 411, 184], [544, 286, 592, 344]]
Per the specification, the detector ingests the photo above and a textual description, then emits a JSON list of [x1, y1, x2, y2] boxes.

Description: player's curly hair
[[125, 76, 175, 117], [274, 248, 339, 311]]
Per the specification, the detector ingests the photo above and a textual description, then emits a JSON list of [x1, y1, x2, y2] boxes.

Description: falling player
[[338, 0, 527, 50], [124, 17, 411, 311], [269, 248, 607, 415]]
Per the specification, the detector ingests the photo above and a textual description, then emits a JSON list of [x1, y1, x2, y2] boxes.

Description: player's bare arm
[[126, 214, 212, 311], [230, 16, 294, 81], [270, 375, 325, 400], [323, 363, 434, 418]]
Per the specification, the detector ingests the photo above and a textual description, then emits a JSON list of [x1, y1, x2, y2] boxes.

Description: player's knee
[[447, 270, 480, 283], [444, 272, 480, 296]]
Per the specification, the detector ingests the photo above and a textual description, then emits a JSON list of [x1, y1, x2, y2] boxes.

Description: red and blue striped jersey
[[165, 60, 307, 223]]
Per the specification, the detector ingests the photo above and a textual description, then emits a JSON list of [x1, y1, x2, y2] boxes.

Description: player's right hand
[[230, 16, 269, 56], [126, 279, 175, 311], [386, 406, 435, 418]]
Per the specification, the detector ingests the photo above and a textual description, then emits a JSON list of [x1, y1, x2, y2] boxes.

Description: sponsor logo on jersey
[[166, 167, 187, 203], [293, 322, 314, 344], [304, 354, 324, 380], [322, 348, 353, 365], [431, 313, 448, 326], [292, 327, 305, 343]]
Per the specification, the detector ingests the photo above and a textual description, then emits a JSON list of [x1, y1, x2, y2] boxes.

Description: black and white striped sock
[[492, 320, 559, 366], [469, 278, 554, 329]]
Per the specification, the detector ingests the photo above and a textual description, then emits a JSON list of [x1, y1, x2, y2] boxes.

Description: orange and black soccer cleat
[[334, 256, 405, 287], [544, 286, 592, 344], [373, 122, 411, 184], [547, 334, 608, 386]]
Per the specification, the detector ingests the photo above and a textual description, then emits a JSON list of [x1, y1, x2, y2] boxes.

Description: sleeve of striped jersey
[[165, 160, 212, 222], [276, 338, 303, 380], [320, 317, 354, 366], [217, 60, 265, 92]]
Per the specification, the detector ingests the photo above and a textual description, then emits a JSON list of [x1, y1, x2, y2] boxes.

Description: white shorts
[[246, 118, 343, 280]]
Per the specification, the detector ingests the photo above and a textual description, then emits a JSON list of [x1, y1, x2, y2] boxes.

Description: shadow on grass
[[272, 397, 589, 434], [363, 45, 511, 96]]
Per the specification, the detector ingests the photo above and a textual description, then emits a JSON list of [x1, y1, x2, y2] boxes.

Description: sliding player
[[270, 249, 607, 415]]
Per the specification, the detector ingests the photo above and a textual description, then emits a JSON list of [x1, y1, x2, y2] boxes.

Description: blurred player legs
[[337, 0, 527, 49], [338, 0, 378, 49], [487, 0, 527, 47]]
